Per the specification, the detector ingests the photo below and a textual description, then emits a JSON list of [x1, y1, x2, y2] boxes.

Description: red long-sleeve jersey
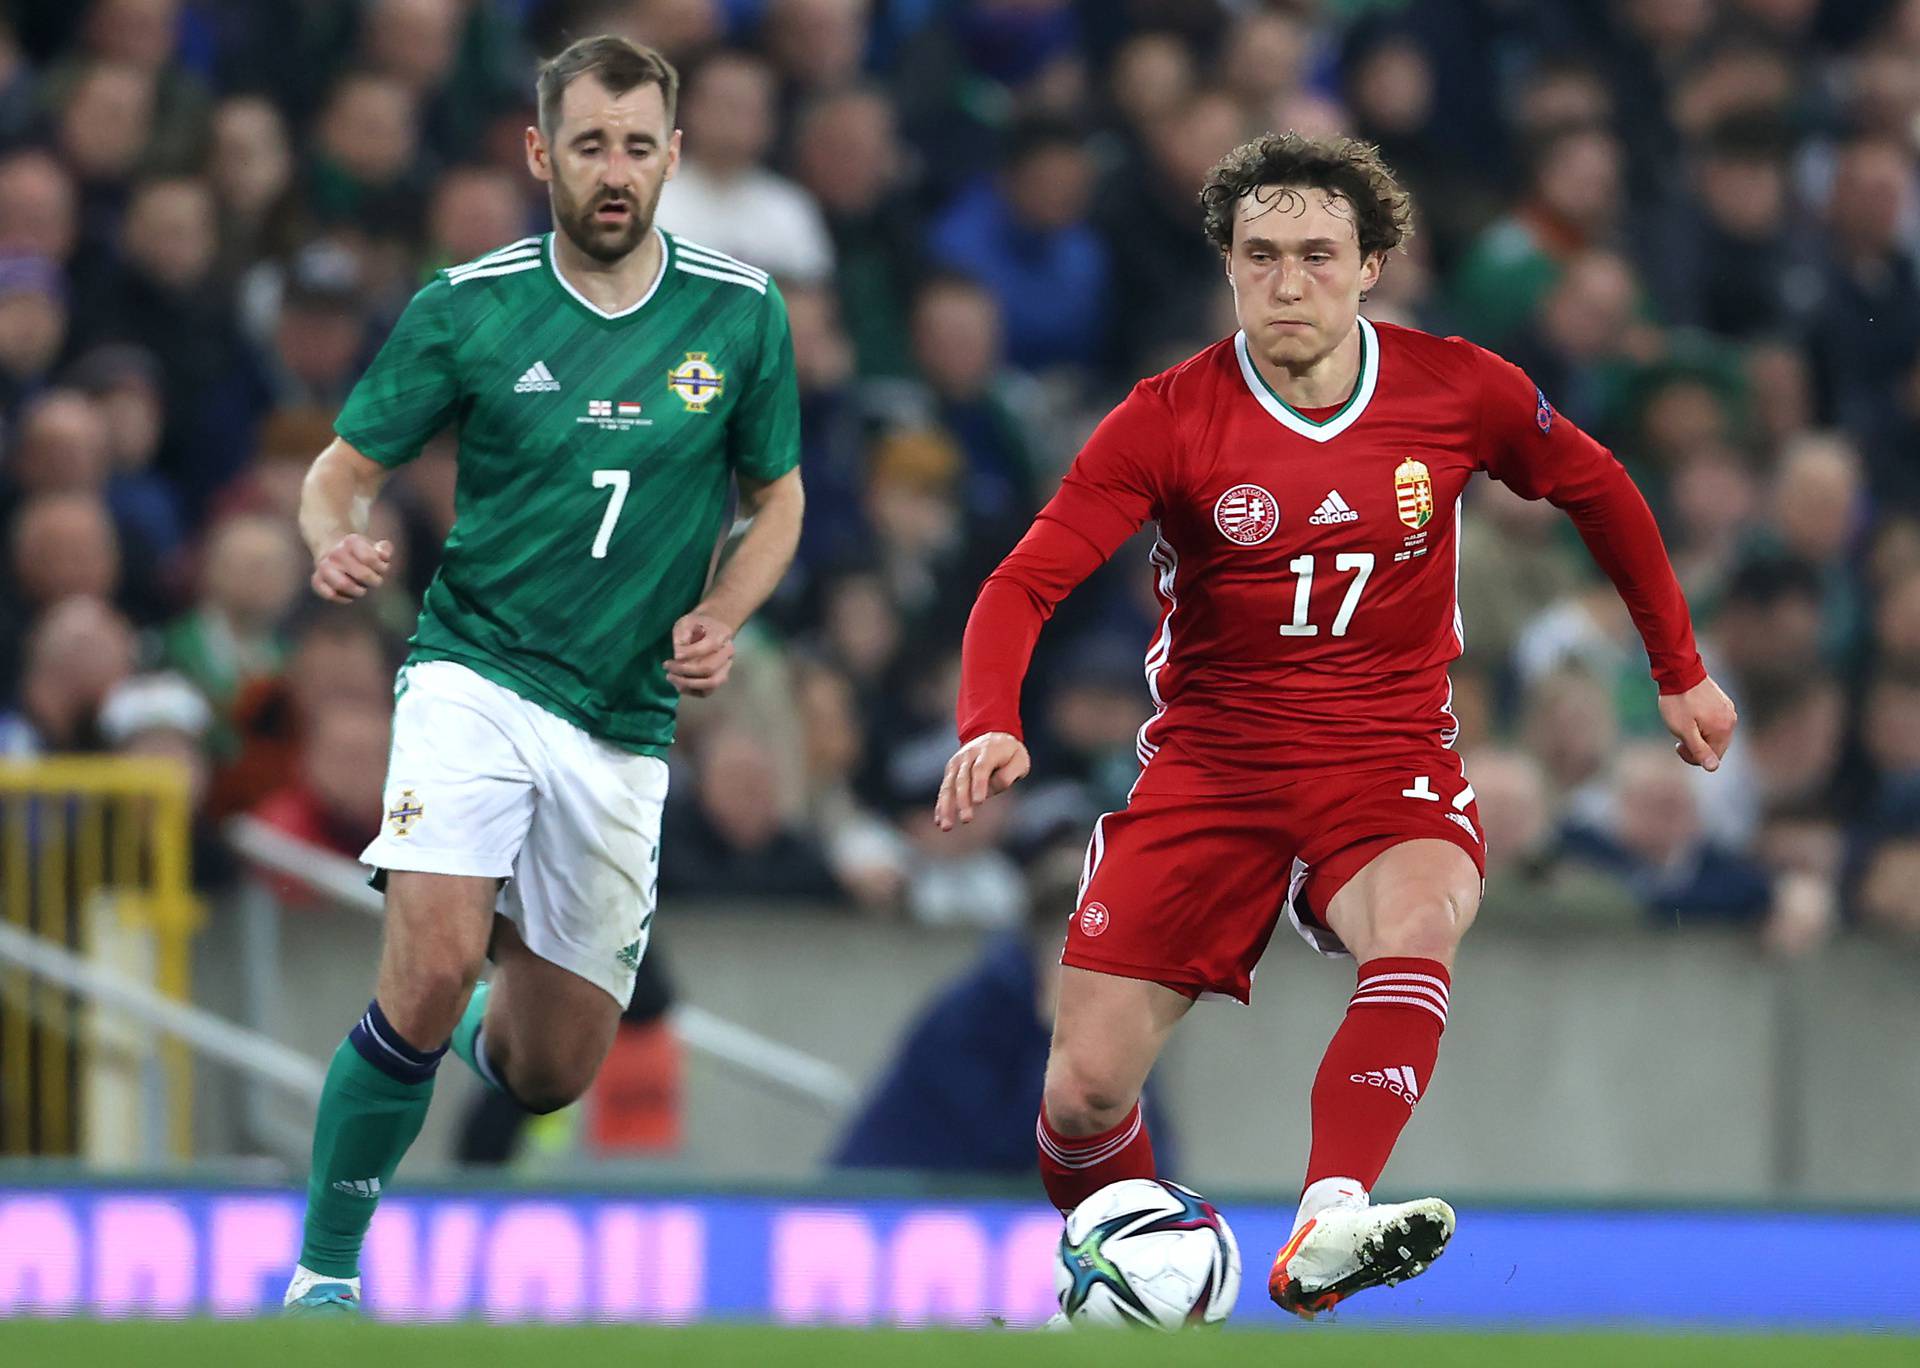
[[957, 319, 1705, 796]]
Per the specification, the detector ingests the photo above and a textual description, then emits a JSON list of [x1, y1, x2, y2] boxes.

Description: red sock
[[1303, 956, 1450, 1192], [1037, 1101, 1156, 1214]]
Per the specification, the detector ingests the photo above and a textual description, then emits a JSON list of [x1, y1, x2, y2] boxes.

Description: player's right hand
[[311, 534, 392, 602], [934, 731, 1031, 831]]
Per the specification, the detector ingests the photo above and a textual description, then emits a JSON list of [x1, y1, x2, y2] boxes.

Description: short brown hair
[[536, 35, 678, 137], [1200, 131, 1413, 259]]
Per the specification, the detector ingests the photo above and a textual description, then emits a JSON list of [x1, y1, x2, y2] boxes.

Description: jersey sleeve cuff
[[1654, 655, 1709, 695], [333, 423, 420, 470]]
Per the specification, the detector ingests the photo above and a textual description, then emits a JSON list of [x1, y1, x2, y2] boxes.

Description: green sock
[[298, 1037, 436, 1278], [449, 980, 495, 1087]]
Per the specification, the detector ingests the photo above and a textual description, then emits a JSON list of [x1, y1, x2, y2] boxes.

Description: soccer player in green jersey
[[282, 36, 804, 1312]]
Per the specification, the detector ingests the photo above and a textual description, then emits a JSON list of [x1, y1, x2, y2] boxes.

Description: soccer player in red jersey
[[933, 134, 1738, 1317]]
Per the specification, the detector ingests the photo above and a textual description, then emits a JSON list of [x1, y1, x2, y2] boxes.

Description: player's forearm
[[1559, 463, 1706, 694], [697, 473, 804, 633], [299, 439, 387, 560]]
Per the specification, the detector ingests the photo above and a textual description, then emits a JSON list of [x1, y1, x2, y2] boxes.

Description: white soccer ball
[[1054, 1178, 1241, 1329]]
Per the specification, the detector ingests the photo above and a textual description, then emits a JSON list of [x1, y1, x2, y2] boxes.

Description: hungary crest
[[1393, 458, 1433, 530]]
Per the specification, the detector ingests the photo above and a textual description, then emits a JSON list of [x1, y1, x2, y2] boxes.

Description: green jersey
[[335, 230, 800, 754]]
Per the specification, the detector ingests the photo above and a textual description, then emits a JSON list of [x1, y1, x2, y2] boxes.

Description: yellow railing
[[0, 757, 200, 1158]]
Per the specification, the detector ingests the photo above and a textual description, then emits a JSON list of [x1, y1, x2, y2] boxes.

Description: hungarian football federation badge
[[668, 352, 725, 412], [1393, 458, 1434, 530], [1213, 483, 1280, 545]]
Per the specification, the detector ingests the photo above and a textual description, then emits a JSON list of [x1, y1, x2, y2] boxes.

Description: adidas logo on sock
[[1349, 1065, 1420, 1104], [1308, 490, 1360, 525], [513, 360, 561, 393], [331, 1177, 382, 1198]]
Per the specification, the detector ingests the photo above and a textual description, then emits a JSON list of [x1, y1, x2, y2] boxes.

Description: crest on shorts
[[1078, 902, 1111, 938], [386, 788, 424, 838], [1393, 458, 1434, 530], [668, 352, 724, 411], [1213, 483, 1279, 545]]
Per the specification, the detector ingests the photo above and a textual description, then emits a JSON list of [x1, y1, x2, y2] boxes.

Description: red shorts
[[1064, 753, 1486, 1004]]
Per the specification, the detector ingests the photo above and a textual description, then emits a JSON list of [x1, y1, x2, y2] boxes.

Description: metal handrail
[[0, 919, 325, 1102], [225, 816, 858, 1114]]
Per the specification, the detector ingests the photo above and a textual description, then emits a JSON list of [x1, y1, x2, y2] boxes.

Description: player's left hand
[[667, 611, 735, 697], [1657, 674, 1737, 772]]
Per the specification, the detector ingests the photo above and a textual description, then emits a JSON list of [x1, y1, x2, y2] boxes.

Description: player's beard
[[552, 176, 659, 264]]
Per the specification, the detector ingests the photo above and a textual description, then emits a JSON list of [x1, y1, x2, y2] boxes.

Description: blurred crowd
[[4, 0, 1920, 962]]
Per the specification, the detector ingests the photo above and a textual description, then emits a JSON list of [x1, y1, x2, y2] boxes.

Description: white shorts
[[360, 660, 667, 1005]]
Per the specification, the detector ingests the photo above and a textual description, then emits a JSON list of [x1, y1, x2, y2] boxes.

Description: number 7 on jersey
[[590, 469, 630, 559]]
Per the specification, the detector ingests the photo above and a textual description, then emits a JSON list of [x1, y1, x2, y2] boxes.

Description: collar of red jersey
[[1234, 315, 1380, 444]]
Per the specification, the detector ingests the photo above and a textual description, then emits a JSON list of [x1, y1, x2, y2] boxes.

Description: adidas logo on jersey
[[331, 1177, 382, 1198], [1308, 490, 1360, 525], [514, 361, 561, 393], [1350, 1065, 1420, 1104]]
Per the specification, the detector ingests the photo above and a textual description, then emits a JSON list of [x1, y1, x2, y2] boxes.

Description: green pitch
[[0, 1322, 1915, 1368]]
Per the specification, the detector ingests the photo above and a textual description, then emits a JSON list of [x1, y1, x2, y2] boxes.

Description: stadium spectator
[[1094, 89, 1242, 379], [0, 149, 78, 268], [52, 61, 158, 231], [793, 656, 905, 913], [1449, 123, 1627, 345], [0, 20, 34, 143], [884, 272, 1041, 530], [1804, 136, 1920, 441], [251, 698, 392, 863], [0, 595, 137, 757], [1649, 112, 1810, 340], [1856, 834, 1920, 940], [780, 279, 871, 575], [213, 610, 395, 818], [659, 725, 842, 903], [833, 840, 1176, 1172], [207, 95, 300, 270], [160, 511, 304, 740], [63, 344, 186, 573], [68, 174, 261, 505], [789, 85, 919, 377], [1562, 742, 1773, 928], [424, 164, 533, 270], [264, 247, 370, 410], [0, 252, 68, 419], [1466, 746, 1639, 928], [760, 0, 872, 101], [307, 69, 429, 233], [1859, 669, 1920, 835], [47, 0, 208, 164], [0, 491, 121, 685], [927, 115, 1108, 372], [655, 48, 834, 280]]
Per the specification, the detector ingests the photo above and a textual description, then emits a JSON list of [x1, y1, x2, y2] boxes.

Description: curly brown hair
[[1199, 132, 1413, 259]]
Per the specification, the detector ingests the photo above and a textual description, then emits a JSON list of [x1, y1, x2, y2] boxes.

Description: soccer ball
[[1054, 1178, 1241, 1329]]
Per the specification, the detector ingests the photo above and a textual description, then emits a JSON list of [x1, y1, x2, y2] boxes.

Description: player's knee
[[505, 1062, 594, 1115], [382, 956, 484, 1046], [1369, 886, 1474, 958], [1043, 1060, 1137, 1137]]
